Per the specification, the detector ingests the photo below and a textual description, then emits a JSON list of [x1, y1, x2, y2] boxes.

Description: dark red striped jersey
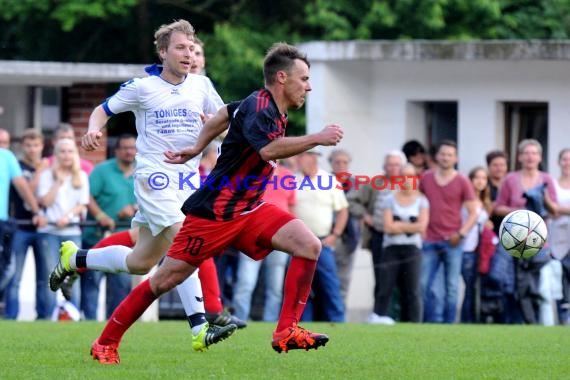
[[181, 88, 287, 221]]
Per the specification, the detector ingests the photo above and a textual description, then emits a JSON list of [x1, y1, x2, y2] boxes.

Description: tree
[[3, 0, 570, 135]]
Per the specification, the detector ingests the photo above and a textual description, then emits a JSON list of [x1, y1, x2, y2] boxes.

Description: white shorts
[[132, 171, 196, 236]]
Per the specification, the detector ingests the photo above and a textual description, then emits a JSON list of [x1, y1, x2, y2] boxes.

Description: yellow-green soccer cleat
[[192, 322, 238, 352], [49, 240, 78, 292]]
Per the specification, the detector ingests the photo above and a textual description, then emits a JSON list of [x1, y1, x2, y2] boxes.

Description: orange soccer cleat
[[90, 339, 120, 365], [271, 325, 329, 353]]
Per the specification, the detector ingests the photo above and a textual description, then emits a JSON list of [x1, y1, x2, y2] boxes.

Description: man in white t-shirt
[[48, 19, 236, 364]]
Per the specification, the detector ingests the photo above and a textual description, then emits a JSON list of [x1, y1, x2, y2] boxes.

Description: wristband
[[95, 212, 107, 221]]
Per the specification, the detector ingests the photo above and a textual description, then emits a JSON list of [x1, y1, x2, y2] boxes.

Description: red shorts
[[167, 203, 296, 267]]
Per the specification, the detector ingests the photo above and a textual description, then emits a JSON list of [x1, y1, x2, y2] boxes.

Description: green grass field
[[1, 321, 569, 379]]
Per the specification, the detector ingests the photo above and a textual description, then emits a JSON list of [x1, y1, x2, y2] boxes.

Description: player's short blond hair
[[154, 19, 195, 56]]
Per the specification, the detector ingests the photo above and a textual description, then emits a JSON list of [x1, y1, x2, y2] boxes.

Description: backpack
[[477, 224, 498, 275]]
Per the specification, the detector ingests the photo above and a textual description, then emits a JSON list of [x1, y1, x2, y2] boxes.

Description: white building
[[299, 40, 570, 177], [298, 40, 570, 321]]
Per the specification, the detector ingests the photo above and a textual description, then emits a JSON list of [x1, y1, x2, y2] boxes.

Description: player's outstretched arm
[[164, 106, 230, 164], [259, 124, 343, 161], [82, 105, 110, 151]]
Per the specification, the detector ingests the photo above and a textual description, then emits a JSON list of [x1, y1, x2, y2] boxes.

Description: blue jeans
[[80, 241, 132, 320], [421, 240, 463, 323], [5, 229, 51, 319], [461, 250, 477, 323], [233, 250, 289, 321], [40, 233, 81, 308], [301, 245, 345, 322], [80, 270, 132, 320], [214, 247, 240, 308]]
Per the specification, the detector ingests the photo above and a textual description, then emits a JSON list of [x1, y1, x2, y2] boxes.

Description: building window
[[405, 101, 458, 155], [34, 86, 62, 135], [426, 102, 458, 148], [504, 102, 548, 171]]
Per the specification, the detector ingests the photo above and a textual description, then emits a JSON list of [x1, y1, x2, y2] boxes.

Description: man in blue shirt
[[0, 130, 45, 291]]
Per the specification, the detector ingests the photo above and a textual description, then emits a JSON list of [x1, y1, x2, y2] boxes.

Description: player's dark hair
[[263, 43, 310, 85]]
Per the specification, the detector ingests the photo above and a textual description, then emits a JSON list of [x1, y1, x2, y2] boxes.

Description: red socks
[[199, 258, 224, 313], [93, 230, 135, 249], [275, 256, 317, 332], [98, 278, 157, 346]]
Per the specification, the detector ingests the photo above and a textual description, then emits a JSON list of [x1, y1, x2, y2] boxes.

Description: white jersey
[[104, 73, 224, 181]]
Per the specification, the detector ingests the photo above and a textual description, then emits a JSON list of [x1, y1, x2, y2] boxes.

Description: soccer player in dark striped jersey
[[91, 42, 343, 359]]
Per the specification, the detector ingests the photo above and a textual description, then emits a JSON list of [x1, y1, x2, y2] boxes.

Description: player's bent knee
[[126, 260, 155, 275], [294, 235, 321, 260], [308, 237, 322, 259]]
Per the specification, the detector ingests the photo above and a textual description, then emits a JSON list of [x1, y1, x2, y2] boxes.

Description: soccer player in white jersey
[[48, 19, 236, 363]]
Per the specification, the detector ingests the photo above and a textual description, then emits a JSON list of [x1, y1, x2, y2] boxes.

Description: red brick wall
[[66, 83, 108, 165]]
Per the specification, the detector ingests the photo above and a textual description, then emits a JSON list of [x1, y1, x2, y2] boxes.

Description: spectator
[[420, 140, 478, 323], [5, 130, 51, 319], [550, 148, 570, 324], [426, 144, 438, 171], [0, 130, 44, 293], [486, 150, 509, 236], [80, 134, 137, 320], [348, 150, 406, 323], [402, 140, 429, 175], [48, 123, 94, 175], [38, 138, 89, 309], [190, 36, 206, 75], [494, 138, 558, 324], [479, 150, 509, 323], [460, 166, 493, 323], [0, 128, 10, 149], [296, 149, 347, 322], [377, 163, 428, 323], [328, 148, 360, 303], [232, 164, 295, 321]]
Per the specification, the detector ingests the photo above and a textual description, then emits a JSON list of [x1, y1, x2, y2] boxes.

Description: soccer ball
[[499, 210, 547, 259]]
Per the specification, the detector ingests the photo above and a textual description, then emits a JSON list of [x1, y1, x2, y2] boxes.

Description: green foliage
[[3, 0, 570, 135], [0, 0, 138, 31], [304, 0, 507, 40]]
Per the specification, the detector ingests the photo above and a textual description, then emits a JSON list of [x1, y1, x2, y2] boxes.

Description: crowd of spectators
[[1, 122, 569, 326]]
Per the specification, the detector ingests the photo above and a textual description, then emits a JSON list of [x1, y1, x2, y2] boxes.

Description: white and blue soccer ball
[[499, 210, 548, 259]]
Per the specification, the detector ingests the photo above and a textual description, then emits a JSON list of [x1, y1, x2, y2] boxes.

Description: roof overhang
[[0, 61, 147, 86], [298, 40, 570, 62]]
